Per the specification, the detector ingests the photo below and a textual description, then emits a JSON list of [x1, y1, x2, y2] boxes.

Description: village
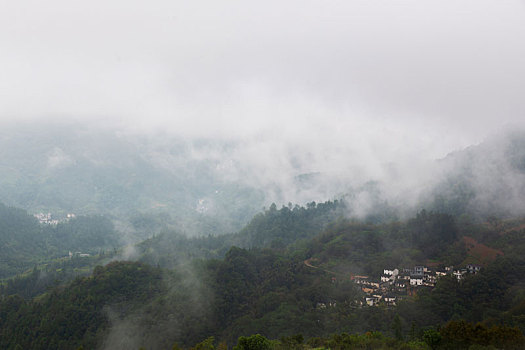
[[351, 263, 482, 307], [34, 212, 76, 225], [33, 212, 92, 258], [307, 257, 482, 309]]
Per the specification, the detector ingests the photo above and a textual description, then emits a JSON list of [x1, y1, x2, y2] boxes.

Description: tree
[[279, 334, 304, 349], [408, 210, 458, 258], [233, 334, 272, 350], [191, 337, 215, 350], [391, 314, 403, 341], [422, 329, 441, 350], [217, 342, 228, 350]]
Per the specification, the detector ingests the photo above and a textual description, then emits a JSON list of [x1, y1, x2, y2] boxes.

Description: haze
[[1, 0, 525, 207]]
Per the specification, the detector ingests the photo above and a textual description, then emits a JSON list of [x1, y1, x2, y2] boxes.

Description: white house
[[453, 270, 466, 281], [384, 294, 397, 305], [410, 276, 423, 286], [466, 264, 481, 274]]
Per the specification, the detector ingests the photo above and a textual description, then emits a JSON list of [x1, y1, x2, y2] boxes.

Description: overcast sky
[[1, 0, 525, 162]]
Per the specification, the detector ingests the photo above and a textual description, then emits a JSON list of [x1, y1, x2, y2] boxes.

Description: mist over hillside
[[0, 122, 266, 238], [1, 0, 524, 238], [1, 0, 524, 233], [2, 1, 525, 348], [1, 122, 525, 242], [427, 130, 525, 218]]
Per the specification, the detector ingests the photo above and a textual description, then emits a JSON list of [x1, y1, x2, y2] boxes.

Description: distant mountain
[[427, 130, 525, 218], [0, 122, 265, 237], [2, 122, 525, 243]]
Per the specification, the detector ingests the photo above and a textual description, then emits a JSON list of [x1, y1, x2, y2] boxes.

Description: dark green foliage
[[306, 211, 466, 278], [233, 334, 272, 350], [422, 328, 441, 349], [0, 261, 163, 350], [408, 210, 458, 259], [0, 203, 45, 278], [402, 255, 525, 328], [0, 251, 117, 299], [277, 334, 304, 350], [1, 209, 524, 349], [392, 314, 403, 341], [235, 200, 345, 248], [47, 215, 118, 253], [137, 200, 345, 269], [192, 336, 216, 350], [323, 331, 397, 350], [440, 320, 525, 349], [208, 246, 359, 342], [3, 128, 525, 350], [0, 202, 119, 279]]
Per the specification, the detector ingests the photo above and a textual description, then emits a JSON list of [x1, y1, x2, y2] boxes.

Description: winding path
[[304, 258, 339, 276]]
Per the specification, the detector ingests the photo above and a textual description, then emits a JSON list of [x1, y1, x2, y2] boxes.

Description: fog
[[2, 3, 525, 347], [1, 1, 525, 217]]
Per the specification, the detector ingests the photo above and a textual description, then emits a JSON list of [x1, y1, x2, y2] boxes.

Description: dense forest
[[1, 199, 524, 349], [3, 0, 525, 347], [0, 203, 119, 279], [1, 129, 525, 349]]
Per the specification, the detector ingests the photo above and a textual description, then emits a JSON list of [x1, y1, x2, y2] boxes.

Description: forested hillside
[[2, 124, 525, 350], [1, 206, 524, 349], [0, 203, 119, 278], [3, 0, 525, 348], [137, 200, 345, 268]]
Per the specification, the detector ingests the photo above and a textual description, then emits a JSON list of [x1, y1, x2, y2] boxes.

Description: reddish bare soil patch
[[501, 223, 525, 236], [463, 236, 503, 265], [425, 261, 441, 268]]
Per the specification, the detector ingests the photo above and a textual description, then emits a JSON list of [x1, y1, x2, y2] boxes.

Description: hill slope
[[0, 122, 265, 237], [0, 203, 119, 278], [1, 212, 524, 349]]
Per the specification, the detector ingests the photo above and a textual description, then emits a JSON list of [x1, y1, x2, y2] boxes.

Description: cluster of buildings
[[351, 264, 482, 307], [68, 251, 90, 258], [34, 212, 76, 225], [34, 212, 60, 225]]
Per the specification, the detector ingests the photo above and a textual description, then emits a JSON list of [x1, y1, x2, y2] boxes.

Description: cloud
[[0, 1, 523, 145], [1, 1, 524, 215], [46, 147, 73, 169]]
